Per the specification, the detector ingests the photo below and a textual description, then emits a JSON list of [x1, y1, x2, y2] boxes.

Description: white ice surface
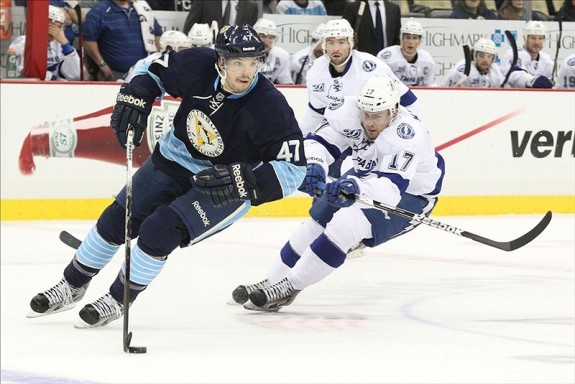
[[1, 215, 574, 384]]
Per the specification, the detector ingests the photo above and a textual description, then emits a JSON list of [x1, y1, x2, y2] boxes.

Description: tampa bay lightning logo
[[397, 123, 415, 139], [342, 128, 362, 139], [381, 51, 392, 60], [362, 60, 377, 72], [312, 83, 324, 92], [568, 57, 575, 66]]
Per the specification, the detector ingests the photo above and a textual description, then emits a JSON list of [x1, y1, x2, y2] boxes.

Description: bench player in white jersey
[[300, 19, 419, 136], [556, 53, 575, 89], [122, 30, 191, 83], [444, 38, 553, 88], [500, 21, 554, 80], [188, 23, 213, 48], [231, 75, 446, 311], [376, 18, 437, 87], [253, 18, 293, 84], [291, 23, 325, 85]]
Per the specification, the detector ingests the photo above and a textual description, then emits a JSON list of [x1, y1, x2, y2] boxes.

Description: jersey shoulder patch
[[396, 123, 415, 139]]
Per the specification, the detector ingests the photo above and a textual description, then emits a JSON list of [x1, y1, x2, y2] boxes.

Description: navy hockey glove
[[326, 178, 359, 208], [110, 83, 155, 148], [528, 76, 553, 88], [298, 164, 326, 197], [193, 162, 260, 208]]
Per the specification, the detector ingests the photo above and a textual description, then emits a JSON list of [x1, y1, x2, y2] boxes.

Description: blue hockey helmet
[[215, 25, 265, 58]]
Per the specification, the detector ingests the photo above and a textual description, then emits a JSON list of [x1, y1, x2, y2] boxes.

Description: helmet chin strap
[[214, 63, 234, 94]]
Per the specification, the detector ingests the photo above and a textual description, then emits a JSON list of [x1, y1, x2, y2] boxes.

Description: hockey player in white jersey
[[444, 38, 553, 88], [376, 19, 437, 87], [231, 74, 446, 311], [300, 19, 419, 136], [500, 21, 554, 80], [121, 30, 192, 83], [8, 5, 80, 81], [291, 23, 326, 85], [253, 18, 293, 84], [556, 53, 575, 89]]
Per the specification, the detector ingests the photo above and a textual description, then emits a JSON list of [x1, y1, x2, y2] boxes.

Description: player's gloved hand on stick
[[326, 177, 359, 208], [298, 163, 326, 197], [110, 83, 155, 148], [193, 162, 260, 207], [528, 75, 553, 88]]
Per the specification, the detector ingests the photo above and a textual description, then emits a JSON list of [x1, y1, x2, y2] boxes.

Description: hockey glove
[[326, 178, 359, 208], [298, 163, 326, 197], [528, 75, 553, 89], [193, 162, 260, 208], [110, 83, 155, 148]]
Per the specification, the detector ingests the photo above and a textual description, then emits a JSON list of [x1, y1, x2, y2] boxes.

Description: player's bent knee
[[138, 206, 189, 257]]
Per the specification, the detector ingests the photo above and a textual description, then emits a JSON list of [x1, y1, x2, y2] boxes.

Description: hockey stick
[[123, 128, 146, 354], [353, 1, 366, 48], [454, 44, 472, 86], [60, 230, 81, 249], [353, 194, 552, 252], [501, 30, 518, 87], [551, 12, 562, 84]]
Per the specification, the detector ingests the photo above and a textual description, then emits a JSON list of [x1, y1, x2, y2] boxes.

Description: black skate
[[27, 278, 90, 318], [231, 279, 269, 304], [75, 293, 124, 328], [246, 278, 300, 312]]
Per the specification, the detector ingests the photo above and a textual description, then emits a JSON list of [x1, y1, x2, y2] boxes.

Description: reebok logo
[[231, 164, 249, 199], [242, 47, 256, 51], [192, 201, 210, 227], [117, 94, 147, 109]]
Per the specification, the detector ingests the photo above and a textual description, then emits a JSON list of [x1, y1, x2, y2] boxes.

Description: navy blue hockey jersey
[[131, 48, 306, 206]]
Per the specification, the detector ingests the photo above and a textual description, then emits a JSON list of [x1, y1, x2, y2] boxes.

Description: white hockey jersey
[[261, 46, 293, 85], [302, 50, 418, 135], [9, 35, 80, 81], [290, 45, 321, 85], [556, 53, 575, 89], [304, 97, 444, 207], [121, 52, 162, 83], [500, 47, 554, 78], [377, 45, 437, 87]]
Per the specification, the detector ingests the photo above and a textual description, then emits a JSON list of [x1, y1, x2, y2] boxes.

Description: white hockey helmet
[[523, 20, 547, 38], [311, 23, 326, 42], [356, 75, 400, 115], [48, 5, 66, 24], [253, 18, 277, 36], [188, 23, 212, 47], [160, 30, 192, 52], [473, 38, 497, 58], [401, 18, 424, 38], [322, 19, 355, 51]]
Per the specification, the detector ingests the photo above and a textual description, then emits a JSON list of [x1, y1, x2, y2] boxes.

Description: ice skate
[[231, 279, 270, 305], [74, 293, 124, 328], [247, 278, 300, 311], [347, 242, 367, 259], [27, 278, 90, 318]]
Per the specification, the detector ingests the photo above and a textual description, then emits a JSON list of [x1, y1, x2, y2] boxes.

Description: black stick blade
[[462, 211, 552, 252], [59, 231, 82, 249]]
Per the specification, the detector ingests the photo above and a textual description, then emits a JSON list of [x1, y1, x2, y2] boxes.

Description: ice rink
[[1, 214, 574, 384]]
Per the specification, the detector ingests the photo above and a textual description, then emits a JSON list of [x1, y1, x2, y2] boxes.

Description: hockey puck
[[128, 346, 147, 354]]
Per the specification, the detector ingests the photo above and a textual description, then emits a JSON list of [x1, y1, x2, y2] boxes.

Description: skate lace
[[91, 293, 123, 319], [246, 279, 269, 294], [43, 279, 75, 307], [263, 278, 293, 301]]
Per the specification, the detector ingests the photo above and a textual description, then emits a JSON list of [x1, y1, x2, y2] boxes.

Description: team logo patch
[[568, 57, 575, 66], [328, 96, 344, 110], [312, 83, 325, 92], [396, 123, 415, 139], [186, 109, 224, 157], [381, 51, 391, 60], [362, 60, 377, 72], [147, 100, 179, 151]]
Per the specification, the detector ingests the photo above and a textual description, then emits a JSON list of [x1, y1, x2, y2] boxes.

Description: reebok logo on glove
[[232, 163, 249, 199], [117, 94, 147, 109]]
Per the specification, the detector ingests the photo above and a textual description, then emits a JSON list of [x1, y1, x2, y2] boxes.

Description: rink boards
[[0, 81, 573, 220]]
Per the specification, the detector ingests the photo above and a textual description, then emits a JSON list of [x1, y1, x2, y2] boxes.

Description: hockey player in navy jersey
[[232, 74, 445, 312], [27, 25, 306, 327]]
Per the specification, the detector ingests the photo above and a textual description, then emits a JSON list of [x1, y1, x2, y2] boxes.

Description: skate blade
[[26, 303, 77, 318], [226, 298, 241, 305], [73, 318, 98, 329], [243, 302, 279, 313]]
